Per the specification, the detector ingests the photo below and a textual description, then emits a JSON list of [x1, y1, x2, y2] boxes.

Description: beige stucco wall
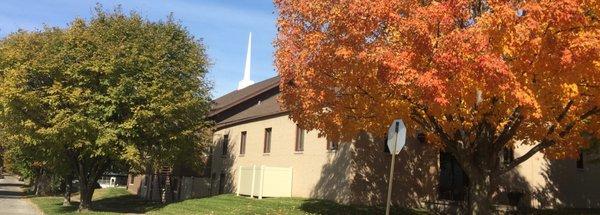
[[210, 114, 353, 199], [210, 114, 600, 209], [210, 114, 439, 207], [500, 144, 600, 208]]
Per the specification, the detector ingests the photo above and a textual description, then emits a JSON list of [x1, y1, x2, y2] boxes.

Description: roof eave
[[208, 80, 280, 117], [213, 110, 290, 130]]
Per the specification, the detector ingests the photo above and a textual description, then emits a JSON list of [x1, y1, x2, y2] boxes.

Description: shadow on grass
[[91, 193, 164, 213], [299, 199, 428, 215], [40, 193, 165, 214]]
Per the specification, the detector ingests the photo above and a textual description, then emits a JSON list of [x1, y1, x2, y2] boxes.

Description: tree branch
[[424, 112, 462, 158], [410, 113, 432, 132], [493, 106, 523, 151], [499, 104, 598, 175], [500, 139, 554, 175], [580, 106, 599, 120]]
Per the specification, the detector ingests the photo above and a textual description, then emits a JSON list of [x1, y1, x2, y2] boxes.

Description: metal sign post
[[385, 119, 406, 215], [385, 136, 397, 215]]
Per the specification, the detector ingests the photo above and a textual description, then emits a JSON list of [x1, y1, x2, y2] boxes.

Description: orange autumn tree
[[275, 0, 599, 213]]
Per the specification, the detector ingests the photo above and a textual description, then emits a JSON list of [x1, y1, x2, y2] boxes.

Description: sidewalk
[[0, 174, 42, 215]]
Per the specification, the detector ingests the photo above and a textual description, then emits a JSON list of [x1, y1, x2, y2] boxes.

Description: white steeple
[[237, 32, 255, 90]]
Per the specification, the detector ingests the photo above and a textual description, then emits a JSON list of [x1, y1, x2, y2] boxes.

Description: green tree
[[0, 7, 212, 210]]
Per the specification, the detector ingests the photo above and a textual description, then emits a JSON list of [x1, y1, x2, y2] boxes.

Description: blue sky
[[0, 0, 278, 98]]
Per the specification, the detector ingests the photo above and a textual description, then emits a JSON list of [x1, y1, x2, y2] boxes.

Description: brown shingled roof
[[214, 89, 286, 128], [209, 76, 280, 117]]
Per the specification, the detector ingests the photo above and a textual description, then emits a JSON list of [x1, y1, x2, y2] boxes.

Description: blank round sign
[[386, 119, 406, 155]]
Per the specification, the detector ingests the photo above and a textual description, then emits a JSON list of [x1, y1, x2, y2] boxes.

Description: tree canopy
[[275, 0, 599, 213], [0, 7, 212, 210]]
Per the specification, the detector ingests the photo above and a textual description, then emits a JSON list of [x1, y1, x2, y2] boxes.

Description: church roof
[[209, 76, 285, 128]]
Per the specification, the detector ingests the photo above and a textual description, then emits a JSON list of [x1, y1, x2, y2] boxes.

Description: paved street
[[0, 174, 41, 215]]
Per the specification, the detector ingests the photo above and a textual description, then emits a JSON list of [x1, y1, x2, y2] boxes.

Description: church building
[[206, 33, 600, 211]]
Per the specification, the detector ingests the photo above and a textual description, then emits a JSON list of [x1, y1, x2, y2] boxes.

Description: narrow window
[[264, 128, 272, 153], [240, 131, 247, 155], [439, 152, 468, 201], [295, 126, 304, 152], [577, 151, 584, 169], [327, 139, 338, 151], [222, 134, 229, 156], [129, 175, 134, 184]]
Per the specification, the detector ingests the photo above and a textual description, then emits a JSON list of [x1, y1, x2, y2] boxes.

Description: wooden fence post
[[190, 176, 194, 198]]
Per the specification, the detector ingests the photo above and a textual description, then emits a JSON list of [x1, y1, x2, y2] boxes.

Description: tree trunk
[[78, 184, 95, 211], [76, 161, 98, 211], [62, 174, 72, 206], [467, 173, 494, 215], [31, 174, 38, 195], [146, 174, 153, 200], [35, 170, 50, 196]]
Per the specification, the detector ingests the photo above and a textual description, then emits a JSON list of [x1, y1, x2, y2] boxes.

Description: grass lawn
[[30, 188, 429, 214], [148, 194, 429, 215], [29, 187, 160, 215]]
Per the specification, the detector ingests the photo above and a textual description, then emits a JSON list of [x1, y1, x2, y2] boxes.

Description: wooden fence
[[136, 174, 212, 202]]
